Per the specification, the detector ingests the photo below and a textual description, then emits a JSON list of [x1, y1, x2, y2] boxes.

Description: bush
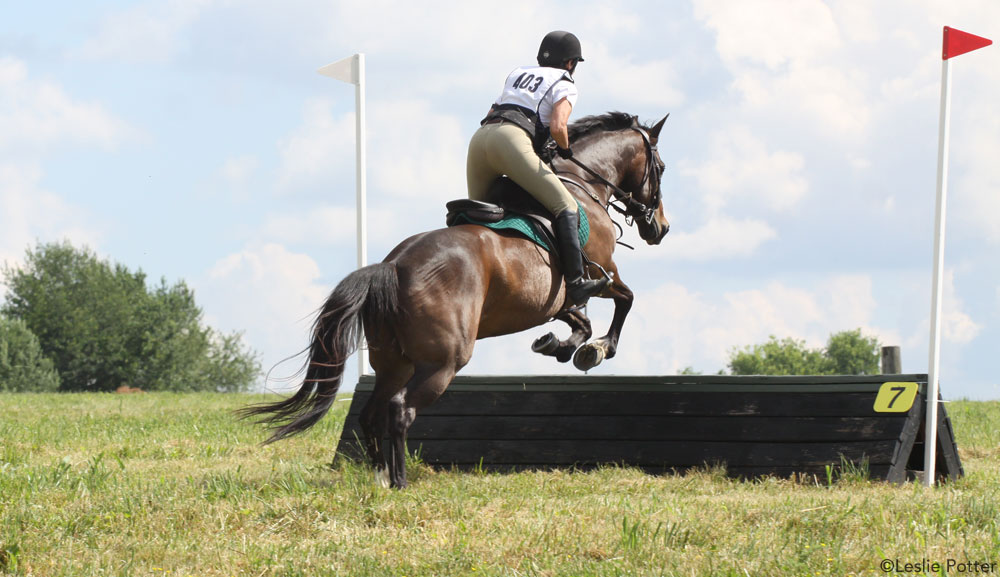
[[0, 316, 60, 392], [727, 329, 881, 376], [1, 241, 260, 392]]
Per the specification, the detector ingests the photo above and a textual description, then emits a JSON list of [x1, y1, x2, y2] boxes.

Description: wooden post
[[881, 346, 902, 374]]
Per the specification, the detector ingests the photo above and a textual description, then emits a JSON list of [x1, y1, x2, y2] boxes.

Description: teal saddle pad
[[450, 201, 589, 252]]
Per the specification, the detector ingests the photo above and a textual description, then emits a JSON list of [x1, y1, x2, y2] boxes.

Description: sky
[[2, 1, 998, 399]]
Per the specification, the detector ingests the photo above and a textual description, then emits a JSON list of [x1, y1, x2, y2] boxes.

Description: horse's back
[[381, 225, 565, 345]]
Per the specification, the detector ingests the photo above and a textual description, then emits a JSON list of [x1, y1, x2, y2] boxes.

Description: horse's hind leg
[[359, 395, 392, 487], [386, 363, 459, 489], [362, 348, 413, 487], [532, 308, 592, 363]]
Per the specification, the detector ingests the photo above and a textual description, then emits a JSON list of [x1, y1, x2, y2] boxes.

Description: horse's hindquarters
[[384, 227, 564, 350]]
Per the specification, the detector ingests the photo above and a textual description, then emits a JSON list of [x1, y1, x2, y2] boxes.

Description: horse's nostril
[[655, 224, 669, 243]]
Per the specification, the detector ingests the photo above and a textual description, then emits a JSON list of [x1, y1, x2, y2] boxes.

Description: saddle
[[446, 177, 579, 253]]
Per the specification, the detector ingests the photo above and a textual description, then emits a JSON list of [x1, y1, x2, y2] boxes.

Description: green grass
[[1, 393, 999, 576]]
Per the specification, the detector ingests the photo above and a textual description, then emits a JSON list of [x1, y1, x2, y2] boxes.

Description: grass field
[[1, 393, 998, 576]]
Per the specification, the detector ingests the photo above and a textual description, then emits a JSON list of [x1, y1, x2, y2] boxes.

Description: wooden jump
[[334, 374, 962, 483]]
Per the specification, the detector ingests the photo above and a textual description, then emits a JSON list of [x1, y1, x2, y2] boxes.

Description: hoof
[[555, 346, 575, 364], [374, 467, 391, 489], [532, 332, 559, 356], [573, 342, 606, 371]]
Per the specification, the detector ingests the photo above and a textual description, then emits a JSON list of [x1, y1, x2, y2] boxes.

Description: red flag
[[943, 26, 992, 60]]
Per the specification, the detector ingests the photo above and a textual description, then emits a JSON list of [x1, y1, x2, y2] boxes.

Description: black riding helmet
[[537, 31, 584, 67]]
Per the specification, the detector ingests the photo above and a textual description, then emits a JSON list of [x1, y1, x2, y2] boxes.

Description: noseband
[[629, 126, 664, 225]]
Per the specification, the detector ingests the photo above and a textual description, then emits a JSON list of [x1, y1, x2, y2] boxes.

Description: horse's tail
[[239, 262, 400, 443]]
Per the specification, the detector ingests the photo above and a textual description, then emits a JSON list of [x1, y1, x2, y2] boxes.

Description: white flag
[[317, 54, 359, 85]]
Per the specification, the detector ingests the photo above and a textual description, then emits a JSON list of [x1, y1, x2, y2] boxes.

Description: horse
[[241, 111, 670, 488]]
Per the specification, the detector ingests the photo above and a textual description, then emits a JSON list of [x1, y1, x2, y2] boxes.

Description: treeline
[[0, 241, 259, 392], [727, 330, 882, 375], [678, 329, 882, 376]]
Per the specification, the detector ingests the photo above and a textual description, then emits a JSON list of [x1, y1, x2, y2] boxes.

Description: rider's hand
[[556, 146, 573, 159]]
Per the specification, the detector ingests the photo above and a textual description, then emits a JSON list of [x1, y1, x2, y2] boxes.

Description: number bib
[[495, 66, 577, 127]]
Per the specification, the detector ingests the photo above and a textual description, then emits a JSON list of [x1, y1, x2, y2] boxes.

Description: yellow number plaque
[[873, 382, 918, 413]]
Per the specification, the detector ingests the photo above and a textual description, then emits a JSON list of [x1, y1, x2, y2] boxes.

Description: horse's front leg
[[532, 308, 593, 363], [573, 276, 633, 371]]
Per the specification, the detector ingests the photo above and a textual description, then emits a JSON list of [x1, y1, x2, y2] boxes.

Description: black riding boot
[[554, 209, 610, 305]]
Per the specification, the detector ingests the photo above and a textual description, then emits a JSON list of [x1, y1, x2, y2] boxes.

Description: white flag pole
[[923, 26, 991, 486], [924, 56, 951, 488], [354, 54, 368, 378], [318, 53, 369, 378]]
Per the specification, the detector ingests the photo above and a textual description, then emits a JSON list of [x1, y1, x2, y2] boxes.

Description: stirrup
[[567, 277, 610, 304]]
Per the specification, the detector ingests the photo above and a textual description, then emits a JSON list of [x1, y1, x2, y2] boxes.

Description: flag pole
[[354, 54, 368, 378], [317, 53, 368, 378], [924, 27, 991, 486], [924, 54, 950, 487]]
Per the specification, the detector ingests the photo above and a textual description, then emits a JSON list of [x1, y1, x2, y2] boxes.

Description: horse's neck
[[575, 134, 641, 198]]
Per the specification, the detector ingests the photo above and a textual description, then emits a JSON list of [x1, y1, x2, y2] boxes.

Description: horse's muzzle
[[642, 219, 669, 245]]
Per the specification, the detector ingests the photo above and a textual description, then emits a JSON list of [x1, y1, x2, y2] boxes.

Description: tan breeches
[[466, 122, 577, 216]]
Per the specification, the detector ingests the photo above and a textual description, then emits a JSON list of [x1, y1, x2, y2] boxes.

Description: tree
[[0, 316, 60, 392], [727, 329, 881, 376], [727, 336, 828, 376], [824, 329, 881, 375], [1, 241, 260, 392]]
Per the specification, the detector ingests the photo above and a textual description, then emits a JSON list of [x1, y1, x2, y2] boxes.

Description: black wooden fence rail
[[334, 374, 962, 483]]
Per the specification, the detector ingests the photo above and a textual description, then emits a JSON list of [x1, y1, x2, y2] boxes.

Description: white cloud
[[0, 56, 130, 152], [952, 75, 1000, 243], [584, 44, 685, 109], [198, 243, 331, 387], [261, 205, 358, 246], [324, 0, 554, 74], [693, 0, 872, 140], [607, 275, 900, 375], [0, 56, 123, 268], [694, 0, 840, 70], [276, 98, 355, 192], [212, 155, 258, 202], [579, 1, 641, 35], [735, 65, 871, 139], [0, 162, 102, 267], [208, 243, 322, 291], [678, 126, 808, 213], [653, 215, 776, 261], [74, 0, 220, 63], [368, 99, 467, 203], [902, 268, 982, 364], [220, 155, 257, 185], [940, 270, 981, 344], [273, 96, 465, 223], [719, 282, 827, 343], [826, 275, 878, 329]]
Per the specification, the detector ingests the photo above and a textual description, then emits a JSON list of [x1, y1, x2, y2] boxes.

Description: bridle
[[556, 123, 664, 228]]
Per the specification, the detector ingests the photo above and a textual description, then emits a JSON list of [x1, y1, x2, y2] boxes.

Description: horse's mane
[[568, 111, 646, 143]]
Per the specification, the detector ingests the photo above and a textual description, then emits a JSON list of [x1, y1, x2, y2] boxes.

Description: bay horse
[[241, 111, 670, 488]]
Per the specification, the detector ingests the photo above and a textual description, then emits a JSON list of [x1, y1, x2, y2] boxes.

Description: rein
[[555, 126, 663, 228]]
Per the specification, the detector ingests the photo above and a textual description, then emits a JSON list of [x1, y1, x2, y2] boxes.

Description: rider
[[466, 30, 610, 306]]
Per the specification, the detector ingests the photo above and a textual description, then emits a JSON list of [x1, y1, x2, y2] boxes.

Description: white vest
[[494, 66, 578, 127]]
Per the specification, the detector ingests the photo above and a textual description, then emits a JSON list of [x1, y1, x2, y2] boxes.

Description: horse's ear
[[650, 114, 669, 143]]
